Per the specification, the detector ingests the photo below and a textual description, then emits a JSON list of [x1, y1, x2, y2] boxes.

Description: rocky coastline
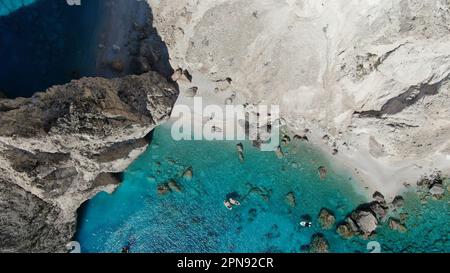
[[0, 0, 179, 252], [148, 0, 450, 198], [0, 71, 178, 252]]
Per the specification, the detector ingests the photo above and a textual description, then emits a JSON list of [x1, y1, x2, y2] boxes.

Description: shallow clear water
[[375, 192, 450, 253], [75, 125, 448, 253]]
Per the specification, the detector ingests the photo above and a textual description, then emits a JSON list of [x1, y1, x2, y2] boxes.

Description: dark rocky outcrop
[[418, 172, 446, 199], [0, 72, 178, 252], [337, 191, 404, 239]]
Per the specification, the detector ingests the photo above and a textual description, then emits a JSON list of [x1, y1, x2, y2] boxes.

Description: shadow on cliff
[[0, 0, 174, 98]]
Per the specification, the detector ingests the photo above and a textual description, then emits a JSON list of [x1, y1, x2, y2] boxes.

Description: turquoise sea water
[[75, 125, 449, 253], [375, 192, 450, 253], [0, 0, 36, 15]]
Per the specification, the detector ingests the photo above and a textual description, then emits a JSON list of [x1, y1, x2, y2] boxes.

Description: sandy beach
[[171, 71, 450, 200]]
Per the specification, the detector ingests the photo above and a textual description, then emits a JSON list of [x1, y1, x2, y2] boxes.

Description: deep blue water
[[75, 125, 449, 253], [0, 0, 100, 98]]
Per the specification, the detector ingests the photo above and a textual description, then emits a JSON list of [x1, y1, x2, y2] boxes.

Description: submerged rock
[[318, 166, 327, 180], [285, 192, 296, 208], [110, 60, 125, 72], [157, 183, 171, 195], [388, 218, 407, 233], [0, 72, 178, 252], [352, 210, 378, 235], [318, 208, 336, 229], [336, 223, 354, 239], [418, 172, 446, 199], [182, 167, 193, 180], [168, 180, 183, 193], [248, 184, 272, 202], [307, 233, 329, 253], [399, 212, 409, 223]]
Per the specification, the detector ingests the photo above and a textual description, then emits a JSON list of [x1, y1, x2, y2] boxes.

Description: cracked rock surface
[[0, 72, 178, 252]]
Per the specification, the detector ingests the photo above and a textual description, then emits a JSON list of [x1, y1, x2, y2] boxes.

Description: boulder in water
[[182, 167, 193, 180], [388, 217, 407, 233], [318, 208, 336, 229], [392, 195, 405, 209], [168, 180, 183, 192], [157, 183, 171, 195], [318, 166, 327, 180], [336, 223, 355, 239], [110, 60, 124, 72], [307, 233, 329, 253], [352, 210, 378, 235]]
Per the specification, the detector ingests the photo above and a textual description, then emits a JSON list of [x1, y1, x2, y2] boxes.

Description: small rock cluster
[[154, 166, 193, 195], [417, 172, 447, 200], [157, 179, 183, 195], [336, 191, 405, 239]]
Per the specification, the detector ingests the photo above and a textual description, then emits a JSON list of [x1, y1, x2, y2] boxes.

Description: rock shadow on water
[[0, 0, 101, 98], [0, 0, 174, 98]]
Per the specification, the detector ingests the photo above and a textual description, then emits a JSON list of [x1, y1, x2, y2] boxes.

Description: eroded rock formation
[[0, 72, 178, 252]]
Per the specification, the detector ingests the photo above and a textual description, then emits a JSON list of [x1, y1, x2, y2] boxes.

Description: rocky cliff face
[[148, 0, 450, 196], [0, 72, 178, 252]]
